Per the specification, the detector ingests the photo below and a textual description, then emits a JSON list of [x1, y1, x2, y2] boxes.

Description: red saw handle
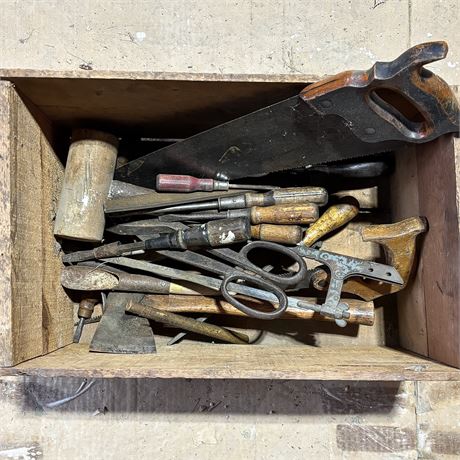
[[300, 41, 459, 144]]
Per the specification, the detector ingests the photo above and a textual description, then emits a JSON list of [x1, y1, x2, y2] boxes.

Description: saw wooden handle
[[141, 295, 375, 326], [300, 201, 359, 247], [251, 224, 303, 244], [312, 216, 428, 301], [301, 42, 459, 144]]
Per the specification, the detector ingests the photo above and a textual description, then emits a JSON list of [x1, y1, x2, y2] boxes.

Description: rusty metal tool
[[105, 187, 328, 215], [300, 200, 360, 247], [103, 244, 402, 326], [311, 216, 427, 300], [62, 265, 215, 295], [105, 189, 254, 214], [142, 294, 375, 326], [157, 203, 319, 225], [116, 42, 459, 186], [89, 292, 156, 354], [156, 174, 278, 192], [108, 180, 153, 200], [167, 317, 208, 346], [126, 300, 249, 344], [304, 160, 391, 178], [138, 186, 328, 216], [107, 219, 304, 245], [62, 217, 251, 263], [73, 298, 99, 343]]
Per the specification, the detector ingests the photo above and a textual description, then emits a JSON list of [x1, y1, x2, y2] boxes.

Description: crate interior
[[1, 75, 459, 379]]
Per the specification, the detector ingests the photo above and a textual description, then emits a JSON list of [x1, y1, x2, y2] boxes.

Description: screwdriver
[[158, 203, 319, 225], [63, 217, 251, 263], [156, 174, 278, 192], [143, 186, 328, 216], [73, 298, 99, 343]]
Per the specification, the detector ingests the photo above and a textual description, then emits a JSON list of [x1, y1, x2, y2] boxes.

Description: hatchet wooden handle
[[312, 216, 427, 300], [141, 294, 375, 326]]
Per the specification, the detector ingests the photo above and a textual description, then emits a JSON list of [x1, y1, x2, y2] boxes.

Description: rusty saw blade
[[115, 42, 458, 187]]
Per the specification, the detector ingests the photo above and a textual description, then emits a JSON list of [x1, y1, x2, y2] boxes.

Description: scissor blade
[[101, 257, 314, 313]]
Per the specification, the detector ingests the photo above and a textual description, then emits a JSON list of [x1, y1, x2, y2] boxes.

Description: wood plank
[[0, 82, 14, 365], [391, 146, 428, 356], [0, 82, 73, 366], [9, 78, 305, 138], [7, 343, 460, 381], [40, 123, 74, 353], [0, 81, 44, 365], [416, 135, 460, 368]]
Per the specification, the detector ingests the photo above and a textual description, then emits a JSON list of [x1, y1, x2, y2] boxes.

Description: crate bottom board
[[2, 344, 460, 381]]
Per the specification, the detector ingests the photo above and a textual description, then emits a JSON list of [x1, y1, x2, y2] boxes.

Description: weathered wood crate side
[[0, 81, 73, 366]]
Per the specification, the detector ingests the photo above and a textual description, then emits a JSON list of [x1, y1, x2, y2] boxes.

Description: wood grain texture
[[391, 146, 428, 357], [0, 82, 14, 366], [8, 78, 305, 138], [40, 128, 75, 354], [416, 135, 460, 368], [6, 343, 460, 380], [141, 295, 375, 326], [7, 81, 44, 364], [0, 82, 73, 366]]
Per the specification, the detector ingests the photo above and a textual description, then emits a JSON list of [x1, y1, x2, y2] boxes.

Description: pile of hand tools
[[56, 42, 459, 353]]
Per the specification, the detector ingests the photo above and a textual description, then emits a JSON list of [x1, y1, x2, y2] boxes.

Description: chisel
[[156, 174, 278, 192], [157, 203, 319, 225]]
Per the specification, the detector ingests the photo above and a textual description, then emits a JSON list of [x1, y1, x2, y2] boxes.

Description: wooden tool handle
[[270, 187, 328, 205], [126, 300, 249, 344], [312, 216, 428, 301], [250, 224, 303, 244], [54, 129, 118, 242], [300, 200, 359, 247], [251, 203, 318, 225], [141, 295, 375, 326]]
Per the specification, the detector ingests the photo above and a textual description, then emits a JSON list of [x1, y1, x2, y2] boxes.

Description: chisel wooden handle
[[126, 300, 249, 344], [300, 200, 359, 247], [250, 203, 318, 224], [251, 224, 303, 244]]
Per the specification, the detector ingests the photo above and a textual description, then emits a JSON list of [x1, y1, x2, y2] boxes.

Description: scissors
[[156, 242, 310, 320], [116, 221, 403, 325]]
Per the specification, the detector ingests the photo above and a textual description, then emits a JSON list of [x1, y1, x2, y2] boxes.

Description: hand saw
[[115, 42, 459, 187]]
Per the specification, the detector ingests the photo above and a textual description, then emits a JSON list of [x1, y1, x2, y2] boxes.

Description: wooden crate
[[0, 71, 459, 380]]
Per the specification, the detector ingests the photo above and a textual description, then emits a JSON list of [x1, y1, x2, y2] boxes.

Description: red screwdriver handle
[[156, 174, 215, 192]]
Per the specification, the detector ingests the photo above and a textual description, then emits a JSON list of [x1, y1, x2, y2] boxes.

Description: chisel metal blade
[[115, 42, 458, 187]]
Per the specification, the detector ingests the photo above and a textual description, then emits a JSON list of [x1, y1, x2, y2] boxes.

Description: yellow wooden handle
[[300, 201, 359, 247]]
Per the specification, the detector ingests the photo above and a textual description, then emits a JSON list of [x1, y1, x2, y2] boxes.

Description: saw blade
[[115, 42, 459, 187], [115, 96, 401, 187]]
